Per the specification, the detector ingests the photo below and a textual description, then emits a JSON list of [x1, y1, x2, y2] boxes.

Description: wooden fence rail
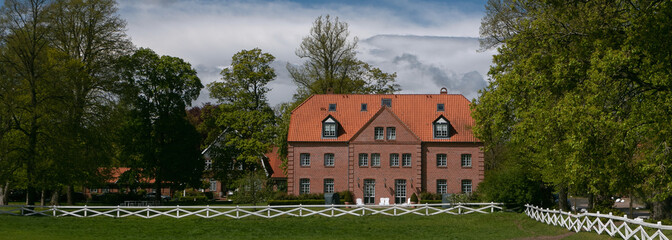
[[525, 204, 671, 240], [0, 203, 502, 219]]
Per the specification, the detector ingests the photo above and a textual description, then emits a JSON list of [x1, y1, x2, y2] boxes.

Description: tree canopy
[[205, 48, 277, 191], [473, 0, 672, 218]]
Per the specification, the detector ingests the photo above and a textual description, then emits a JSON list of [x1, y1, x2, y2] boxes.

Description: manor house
[[287, 89, 483, 204]]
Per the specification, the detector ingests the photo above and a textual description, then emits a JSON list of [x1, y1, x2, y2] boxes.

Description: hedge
[[267, 200, 326, 205]]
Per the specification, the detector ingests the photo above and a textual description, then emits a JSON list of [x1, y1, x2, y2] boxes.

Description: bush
[[270, 192, 323, 200], [410, 193, 418, 203], [420, 200, 442, 204], [267, 200, 325, 205], [175, 195, 209, 202], [478, 165, 553, 209], [419, 192, 441, 201], [340, 190, 352, 203]]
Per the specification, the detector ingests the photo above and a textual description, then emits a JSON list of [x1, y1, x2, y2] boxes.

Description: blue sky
[[2, 0, 494, 106]]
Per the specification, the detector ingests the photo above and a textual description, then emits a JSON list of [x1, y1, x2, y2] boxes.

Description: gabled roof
[[287, 93, 479, 142], [263, 147, 286, 179]]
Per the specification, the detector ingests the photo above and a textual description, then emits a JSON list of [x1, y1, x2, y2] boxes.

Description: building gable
[[350, 107, 420, 143]]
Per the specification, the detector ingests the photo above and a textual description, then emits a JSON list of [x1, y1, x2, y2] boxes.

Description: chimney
[[440, 87, 448, 94]]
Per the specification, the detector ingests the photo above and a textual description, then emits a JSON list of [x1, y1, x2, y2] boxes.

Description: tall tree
[[474, 0, 672, 218], [287, 15, 399, 100], [116, 48, 204, 199], [0, 0, 62, 205], [206, 48, 277, 191], [47, 0, 132, 205], [279, 15, 401, 165]]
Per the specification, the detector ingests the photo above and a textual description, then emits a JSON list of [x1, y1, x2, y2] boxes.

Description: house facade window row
[[357, 153, 411, 167], [374, 126, 396, 140], [436, 153, 472, 168]]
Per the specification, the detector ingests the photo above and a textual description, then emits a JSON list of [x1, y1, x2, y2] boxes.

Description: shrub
[[419, 192, 441, 201], [478, 165, 553, 209], [420, 200, 442, 204], [410, 193, 418, 203], [268, 199, 325, 205], [340, 190, 352, 203]]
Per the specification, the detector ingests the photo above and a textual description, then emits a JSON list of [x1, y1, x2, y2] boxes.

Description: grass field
[[0, 212, 613, 240]]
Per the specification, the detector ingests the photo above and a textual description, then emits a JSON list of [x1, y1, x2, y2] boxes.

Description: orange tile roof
[[288, 93, 480, 143], [265, 147, 286, 178]]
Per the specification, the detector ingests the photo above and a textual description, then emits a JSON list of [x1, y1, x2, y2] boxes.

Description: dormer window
[[322, 116, 338, 138], [433, 116, 450, 139], [328, 103, 336, 111], [382, 98, 392, 107], [437, 103, 445, 111]]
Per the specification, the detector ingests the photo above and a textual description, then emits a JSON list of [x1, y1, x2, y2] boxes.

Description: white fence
[[0, 203, 502, 219], [525, 204, 671, 240]]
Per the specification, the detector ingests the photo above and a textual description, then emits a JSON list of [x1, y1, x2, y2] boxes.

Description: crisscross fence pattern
[[525, 204, 671, 240], [0, 202, 502, 219]]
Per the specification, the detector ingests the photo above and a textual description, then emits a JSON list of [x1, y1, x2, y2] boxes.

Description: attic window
[[437, 103, 445, 111], [323, 117, 338, 138], [328, 103, 336, 111], [433, 117, 450, 139], [361, 103, 367, 111], [382, 98, 392, 107]]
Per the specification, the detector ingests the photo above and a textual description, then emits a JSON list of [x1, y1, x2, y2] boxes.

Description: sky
[[109, 0, 495, 107]]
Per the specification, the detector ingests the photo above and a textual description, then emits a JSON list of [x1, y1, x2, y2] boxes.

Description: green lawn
[[0, 212, 614, 240]]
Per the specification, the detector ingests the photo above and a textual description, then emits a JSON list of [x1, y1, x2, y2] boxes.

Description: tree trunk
[[25, 187, 36, 206], [587, 193, 594, 211], [651, 197, 672, 220], [66, 185, 74, 205], [50, 189, 59, 206], [558, 186, 569, 211], [40, 189, 45, 206], [0, 181, 8, 205]]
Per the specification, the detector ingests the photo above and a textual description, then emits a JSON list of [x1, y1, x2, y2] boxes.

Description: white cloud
[[116, 0, 492, 106]]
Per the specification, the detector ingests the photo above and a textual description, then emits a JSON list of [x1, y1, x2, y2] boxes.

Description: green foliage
[[206, 48, 277, 190], [475, 0, 672, 217], [116, 48, 204, 194], [230, 172, 271, 205], [479, 165, 554, 209], [340, 190, 353, 203], [419, 192, 442, 201], [267, 199, 325, 205], [288, 15, 399, 100], [410, 193, 418, 203]]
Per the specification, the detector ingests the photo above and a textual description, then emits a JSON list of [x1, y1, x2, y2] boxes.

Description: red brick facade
[[287, 93, 483, 204]]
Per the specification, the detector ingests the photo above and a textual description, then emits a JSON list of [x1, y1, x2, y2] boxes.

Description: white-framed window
[[371, 153, 380, 167], [324, 153, 335, 167], [437, 154, 447, 167], [402, 153, 411, 167], [300, 178, 310, 194], [210, 179, 218, 191], [300, 153, 310, 166], [390, 153, 399, 167], [461, 154, 472, 167], [395, 179, 406, 204], [382, 98, 392, 107], [374, 127, 384, 140], [324, 179, 334, 193], [323, 121, 337, 138], [359, 153, 368, 167], [434, 117, 449, 138], [91, 188, 98, 193], [387, 127, 396, 140], [437, 179, 447, 194], [102, 188, 109, 193], [205, 158, 212, 170], [462, 179, 472, 194]]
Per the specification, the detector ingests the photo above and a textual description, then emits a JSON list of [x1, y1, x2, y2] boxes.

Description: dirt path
[[510, 220, 576, 240]]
